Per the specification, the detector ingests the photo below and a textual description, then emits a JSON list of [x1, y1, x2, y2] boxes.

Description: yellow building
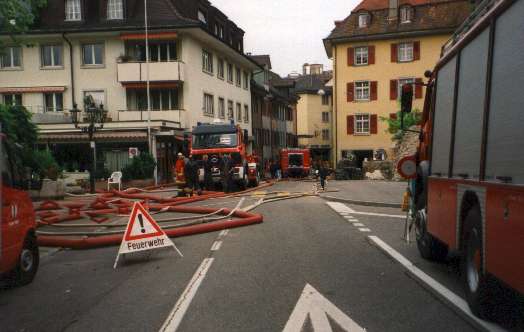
[[294, 65, 333, 161], [324, 0, 471, 166]]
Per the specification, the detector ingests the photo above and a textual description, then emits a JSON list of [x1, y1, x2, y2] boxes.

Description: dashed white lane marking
[[367, 236, 505, 332], [353, 223, 365, 227], [358, 228, 371, 232], [210, 241, 222, 251], [159, 258, 215, 332], [219, 229, 229, 237]]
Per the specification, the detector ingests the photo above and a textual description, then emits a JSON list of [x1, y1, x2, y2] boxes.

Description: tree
[[380, 109, 422, 142], [0, 0, 47, 49]]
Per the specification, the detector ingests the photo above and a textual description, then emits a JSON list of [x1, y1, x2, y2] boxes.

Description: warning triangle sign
[[124, 203, 164, 241], [114, 202, 183, 269]]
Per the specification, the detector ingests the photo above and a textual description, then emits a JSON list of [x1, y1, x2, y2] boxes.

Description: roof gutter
[[325, 27, 457, 45], [62, 33, 75, 107]]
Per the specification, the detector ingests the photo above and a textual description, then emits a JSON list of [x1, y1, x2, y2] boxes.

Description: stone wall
[[392, 125, 421, 180], [363, 160, 394, 180]]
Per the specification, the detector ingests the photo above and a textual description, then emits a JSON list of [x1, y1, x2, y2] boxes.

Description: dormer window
[[358, 12, 370, 28], [198, 10, 207, 24], [400, 6, 413, 23], [65, 0, 81, 21], [107, 0, 124, 20]]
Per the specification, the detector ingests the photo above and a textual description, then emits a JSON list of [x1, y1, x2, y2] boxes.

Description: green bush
[[122, 153, 156, 180], [32, 150, 61, 180], [380, 110, 422, 141]]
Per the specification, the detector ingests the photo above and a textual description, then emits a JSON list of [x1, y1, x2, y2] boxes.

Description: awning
[[120, 32, 178, 41], [38, 131, 148, 143], [0, 86, 66, 94], [122, 82, 180, 89]]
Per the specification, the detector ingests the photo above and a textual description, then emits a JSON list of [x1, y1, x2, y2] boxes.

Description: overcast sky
[[210, 0, 361, 77]]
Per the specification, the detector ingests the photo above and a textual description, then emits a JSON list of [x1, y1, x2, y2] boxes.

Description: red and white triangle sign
[[114, 202, 183, 268]]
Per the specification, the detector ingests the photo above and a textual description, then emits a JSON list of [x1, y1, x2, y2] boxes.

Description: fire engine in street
[[399, 0, 523, 320], [0, 131, 39, 286], [190, 121, 259, 190]]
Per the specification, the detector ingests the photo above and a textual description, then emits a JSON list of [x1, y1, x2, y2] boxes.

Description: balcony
[[115, 109, 185, 125], [117, 61, 185, 83]]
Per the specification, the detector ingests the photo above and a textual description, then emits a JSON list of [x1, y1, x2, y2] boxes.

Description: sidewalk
[[320, 180, 407, 208]]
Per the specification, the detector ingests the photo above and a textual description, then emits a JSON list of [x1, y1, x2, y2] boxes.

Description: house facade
[[293, 64, 333, 162], [0, 0, 259, 181], [250, 55, 298, 165], [324, 0, 472, 167]]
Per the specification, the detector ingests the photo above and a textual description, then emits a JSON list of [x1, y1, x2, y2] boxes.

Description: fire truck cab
[[0, 135, 39, 286], [190, 122, 255, 190], [280, 149, 311, 178]]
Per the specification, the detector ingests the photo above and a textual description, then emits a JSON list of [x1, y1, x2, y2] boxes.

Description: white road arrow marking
[[283, 284, 365, 332]]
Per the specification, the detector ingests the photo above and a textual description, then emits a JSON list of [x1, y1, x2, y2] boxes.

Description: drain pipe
[[62, 33, 75, 107]]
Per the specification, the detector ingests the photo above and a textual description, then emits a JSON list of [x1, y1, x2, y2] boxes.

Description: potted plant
[[122, 153, 156, 188], [116, 54, 132, 63]]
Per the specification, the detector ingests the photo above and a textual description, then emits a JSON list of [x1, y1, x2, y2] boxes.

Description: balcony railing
[[115, 109, 185, 125], [117, 61, 185, 83]]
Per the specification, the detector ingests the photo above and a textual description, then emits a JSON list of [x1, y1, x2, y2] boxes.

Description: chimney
[[389, 0, 398, 20], [303, 63, 310, 76]]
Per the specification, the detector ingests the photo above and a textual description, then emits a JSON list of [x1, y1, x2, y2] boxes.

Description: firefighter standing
[[184, 155, 199, 193], [202, 154, 213, 190], [174, 152, 185, 183], [221, 153, 233, 193]]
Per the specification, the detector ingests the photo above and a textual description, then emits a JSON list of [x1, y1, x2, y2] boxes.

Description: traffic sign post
[[114, 202, 182, 269]]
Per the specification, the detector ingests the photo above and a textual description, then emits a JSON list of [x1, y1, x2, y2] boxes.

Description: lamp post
[[70, 96, 108, 194]]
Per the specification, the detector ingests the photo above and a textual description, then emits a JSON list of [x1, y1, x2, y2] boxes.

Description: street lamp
[[70, 96, 108, 194]]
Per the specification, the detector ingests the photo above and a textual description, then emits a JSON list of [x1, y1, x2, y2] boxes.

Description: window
[[107, 0, 124, 20], [126, 42, 177, 62], [243, 71, 249, 90], [217, 59, 224, 79], [203, 93, 214, 116], [400, 6, 412, 23], [82, 43, 104, 66], [128, 89, 178, 110], [44, 92, 63, 112], [397, 78, 415, 100], [227, 63, 233, 83], [322, 95, 330, 106], [398, 42, 414, 62], [202, 50, 213, 74], [2, 94, 22, 106], [235, 67, 241, 87], [41, 45, 63, 67], [65, 0, 81, 21], [0, 46, 21, 69], [244, 105, 249, 123], [322, 112, 330, 123], [355, 81, 370, 101], [198, 10, 207, 24], [218, 98, 225, 118], [227, 100, 234, 119], [322, 129, 330, 141], [354, 46, 368, 66], [218, 26, 224, 39], [84, 91, 105, 109], [236, 103, 242, 121], [358, 13, 370, 28], [355, 114, 370, 134]]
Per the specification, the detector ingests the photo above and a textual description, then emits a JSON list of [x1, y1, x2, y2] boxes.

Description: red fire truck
[[190, 122, 259, 189], [0, 133, 39, 286], [400, 0, 523, 319], [280, 149, 311, 178]]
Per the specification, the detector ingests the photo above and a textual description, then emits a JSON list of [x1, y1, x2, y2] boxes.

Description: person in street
[[174, 152, 185, 183], [202, 154, 213, 191], [275, 159, 282, 180], [319, 161, 329, 191], [220, 153, 233, 193], [184, 155, 199, 194], [269, 160, 277, 179]]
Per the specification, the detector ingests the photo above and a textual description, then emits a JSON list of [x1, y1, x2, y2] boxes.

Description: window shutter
[[100, 0, 108, 18], [347, 82, 354, 102], [390, 80, 398, 100], [391, 43, 398, 63], [347, 47, 354, 66], [347, 115, 355, 135], [370, 114, 378, 134], [413, 41, 420, 60], [370, 81, 378, 100], [389, 113, 398, 120], [368, 46, 375, 64], [415, 78, 423, 98]]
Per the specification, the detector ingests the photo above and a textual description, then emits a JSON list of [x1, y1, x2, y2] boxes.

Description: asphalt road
[[0, 181, 485, 331]]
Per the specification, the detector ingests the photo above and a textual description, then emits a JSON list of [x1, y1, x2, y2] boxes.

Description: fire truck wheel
[[415, 209, 448, 262], [10, 233, 39, 286], [461, 208, 489, 318]]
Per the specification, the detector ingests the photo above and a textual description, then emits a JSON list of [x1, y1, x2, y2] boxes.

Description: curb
[[322, 195, 402, 208]]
